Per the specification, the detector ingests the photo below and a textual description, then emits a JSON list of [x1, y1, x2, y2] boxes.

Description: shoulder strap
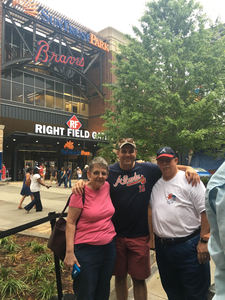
[[76, 188, 85, 224], [60, 189, 85, 218]]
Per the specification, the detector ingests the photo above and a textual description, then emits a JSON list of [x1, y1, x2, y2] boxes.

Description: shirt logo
[[113, 172, 146, 189], [167, 193, 176, 204]]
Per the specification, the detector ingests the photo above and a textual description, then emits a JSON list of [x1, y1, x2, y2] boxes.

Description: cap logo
[[160, 147, 167, 154]]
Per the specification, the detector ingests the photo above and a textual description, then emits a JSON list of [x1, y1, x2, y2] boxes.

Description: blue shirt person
[[206, 162, 225, 300]]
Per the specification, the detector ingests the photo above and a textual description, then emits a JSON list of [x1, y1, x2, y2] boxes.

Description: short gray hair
[[88, 157, 109, 172]]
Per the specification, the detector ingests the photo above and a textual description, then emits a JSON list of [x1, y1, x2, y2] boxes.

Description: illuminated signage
[[61, 149, 91, 156], [35, 40, 85, 67], [66, 115, 82, 130], [34, 124, 106, 141], [64, 141, 74, 150], [12, 0, 109, 52]]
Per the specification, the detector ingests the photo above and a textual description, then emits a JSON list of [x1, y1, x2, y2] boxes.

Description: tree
[[101, 0, 225, 162]]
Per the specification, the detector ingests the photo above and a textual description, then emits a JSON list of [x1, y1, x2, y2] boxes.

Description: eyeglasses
[[92, 170, 108, 176]]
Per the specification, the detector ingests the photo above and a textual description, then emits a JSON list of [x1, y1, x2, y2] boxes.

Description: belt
[[155, 228, 200, 246]]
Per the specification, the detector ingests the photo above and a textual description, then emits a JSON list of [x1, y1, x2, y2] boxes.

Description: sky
[[39, 0, 225, 36]]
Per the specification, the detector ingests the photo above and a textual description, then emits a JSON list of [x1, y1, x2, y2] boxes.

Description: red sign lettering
[[35, 40, 84, 67]]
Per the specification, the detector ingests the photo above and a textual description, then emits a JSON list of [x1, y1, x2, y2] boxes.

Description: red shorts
[[113, 236, 150, 280]]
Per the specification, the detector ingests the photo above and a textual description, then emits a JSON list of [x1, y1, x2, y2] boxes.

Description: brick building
[[0, 0, 127, 180]]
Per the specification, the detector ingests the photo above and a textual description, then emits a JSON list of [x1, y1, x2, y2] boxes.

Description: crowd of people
[[18, 163, 88, 211]]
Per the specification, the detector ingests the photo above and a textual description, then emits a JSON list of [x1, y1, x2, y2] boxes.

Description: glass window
[[65, 101, 72, 112], [46, 80, 54, 91], [72, 105, 78, 113], [12, 70, 23, 83], [46, 90, 54, 108], [65, 85, 72, 95], [24, 73, 34, 86], [1, 79, 11, 100], [55, 82, 63, 94], [12, 82, 23, 102], [2, 70, 11, 80], [35, 76, 44, 89], [24, 85, 34, 105], [35, 88, 45, 107], [55, 93, 64, 109], [73, 86, 80, 98]]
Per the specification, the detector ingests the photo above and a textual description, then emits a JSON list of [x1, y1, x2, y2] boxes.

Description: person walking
[[18, 166, 34, 209], [66, 167, 72, 188], [58, 167, 67, 188], [149, 146, 210, 300], [24, 167, 51, 212], [76, 167, 82, 180], [73, 138, 199, 300], [205, 161, 225, 300], [64, 157, 116, 300]]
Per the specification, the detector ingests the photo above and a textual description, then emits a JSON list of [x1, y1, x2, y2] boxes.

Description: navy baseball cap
[[156, 147, 176, 159]]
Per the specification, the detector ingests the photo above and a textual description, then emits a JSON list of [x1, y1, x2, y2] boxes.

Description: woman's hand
[[64, 252, 80, 271]]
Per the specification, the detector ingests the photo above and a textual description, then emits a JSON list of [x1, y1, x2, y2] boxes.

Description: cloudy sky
[[40, 0, 225, 35]]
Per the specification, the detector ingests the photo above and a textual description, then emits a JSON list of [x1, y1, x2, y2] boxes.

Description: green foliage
[[37, 280, 56, 300], [30, 241, 46, 253], [24, 266, 46, 282], [0, 235, 68, 299], [0, 237, 20, 253], [0, 278, 29, 299], [35, 253, 52, 264], [102, 0, 225, 161], [0, 266, 16, 280]]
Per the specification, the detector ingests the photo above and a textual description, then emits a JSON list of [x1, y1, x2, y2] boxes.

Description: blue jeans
[[24, 191, 42, 212], [73, 239, 116, 300], [155, 234, 210, 300]]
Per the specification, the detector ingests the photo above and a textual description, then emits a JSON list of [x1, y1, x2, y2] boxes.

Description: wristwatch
[[199, 238, 208, 243]]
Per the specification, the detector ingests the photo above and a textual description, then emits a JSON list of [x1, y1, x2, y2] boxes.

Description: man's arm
[[197, 211, 210, 264], [148, 205, 155, 250], [177, 165, 200, 186]]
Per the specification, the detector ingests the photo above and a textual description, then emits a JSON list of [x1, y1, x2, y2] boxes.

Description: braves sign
[[66, 115, 82, 130]]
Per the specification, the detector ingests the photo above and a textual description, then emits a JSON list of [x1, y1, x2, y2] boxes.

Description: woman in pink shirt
[[64, 157, 116, 300]]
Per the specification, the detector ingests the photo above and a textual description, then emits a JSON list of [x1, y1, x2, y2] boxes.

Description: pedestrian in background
[[50, 166, 57, 185], [66, 167, 72, 188], [24, 167, 51, 212], [76, 167, 82, 180], [206, 161, 225, 300], [18, 166, 34, 209], [58, 167, 67, 188], [82, 165, 89, 180]]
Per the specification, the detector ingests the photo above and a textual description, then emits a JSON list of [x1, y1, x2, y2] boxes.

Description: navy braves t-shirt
[[108, 162, 161, 238]]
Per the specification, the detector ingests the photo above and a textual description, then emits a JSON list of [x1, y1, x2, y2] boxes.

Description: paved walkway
[[0, 181, 214, 299]]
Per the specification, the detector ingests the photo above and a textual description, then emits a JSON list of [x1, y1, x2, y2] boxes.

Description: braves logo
[[12, 0, 38, 17]]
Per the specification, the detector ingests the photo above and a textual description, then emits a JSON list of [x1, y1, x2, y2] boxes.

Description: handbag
[[47, 191, 85, 260]]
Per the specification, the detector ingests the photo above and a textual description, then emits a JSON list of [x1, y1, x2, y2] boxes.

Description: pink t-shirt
[[69, 181, 116, 245]]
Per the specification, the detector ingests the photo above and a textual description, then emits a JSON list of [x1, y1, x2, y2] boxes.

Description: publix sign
[[34, 115, 106, 140]]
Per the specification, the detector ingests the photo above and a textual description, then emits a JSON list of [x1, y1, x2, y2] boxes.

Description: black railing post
[[49, 212, 63, 300]]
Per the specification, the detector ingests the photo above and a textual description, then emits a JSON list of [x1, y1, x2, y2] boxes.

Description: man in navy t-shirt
[[108, 138, 161, 300]]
